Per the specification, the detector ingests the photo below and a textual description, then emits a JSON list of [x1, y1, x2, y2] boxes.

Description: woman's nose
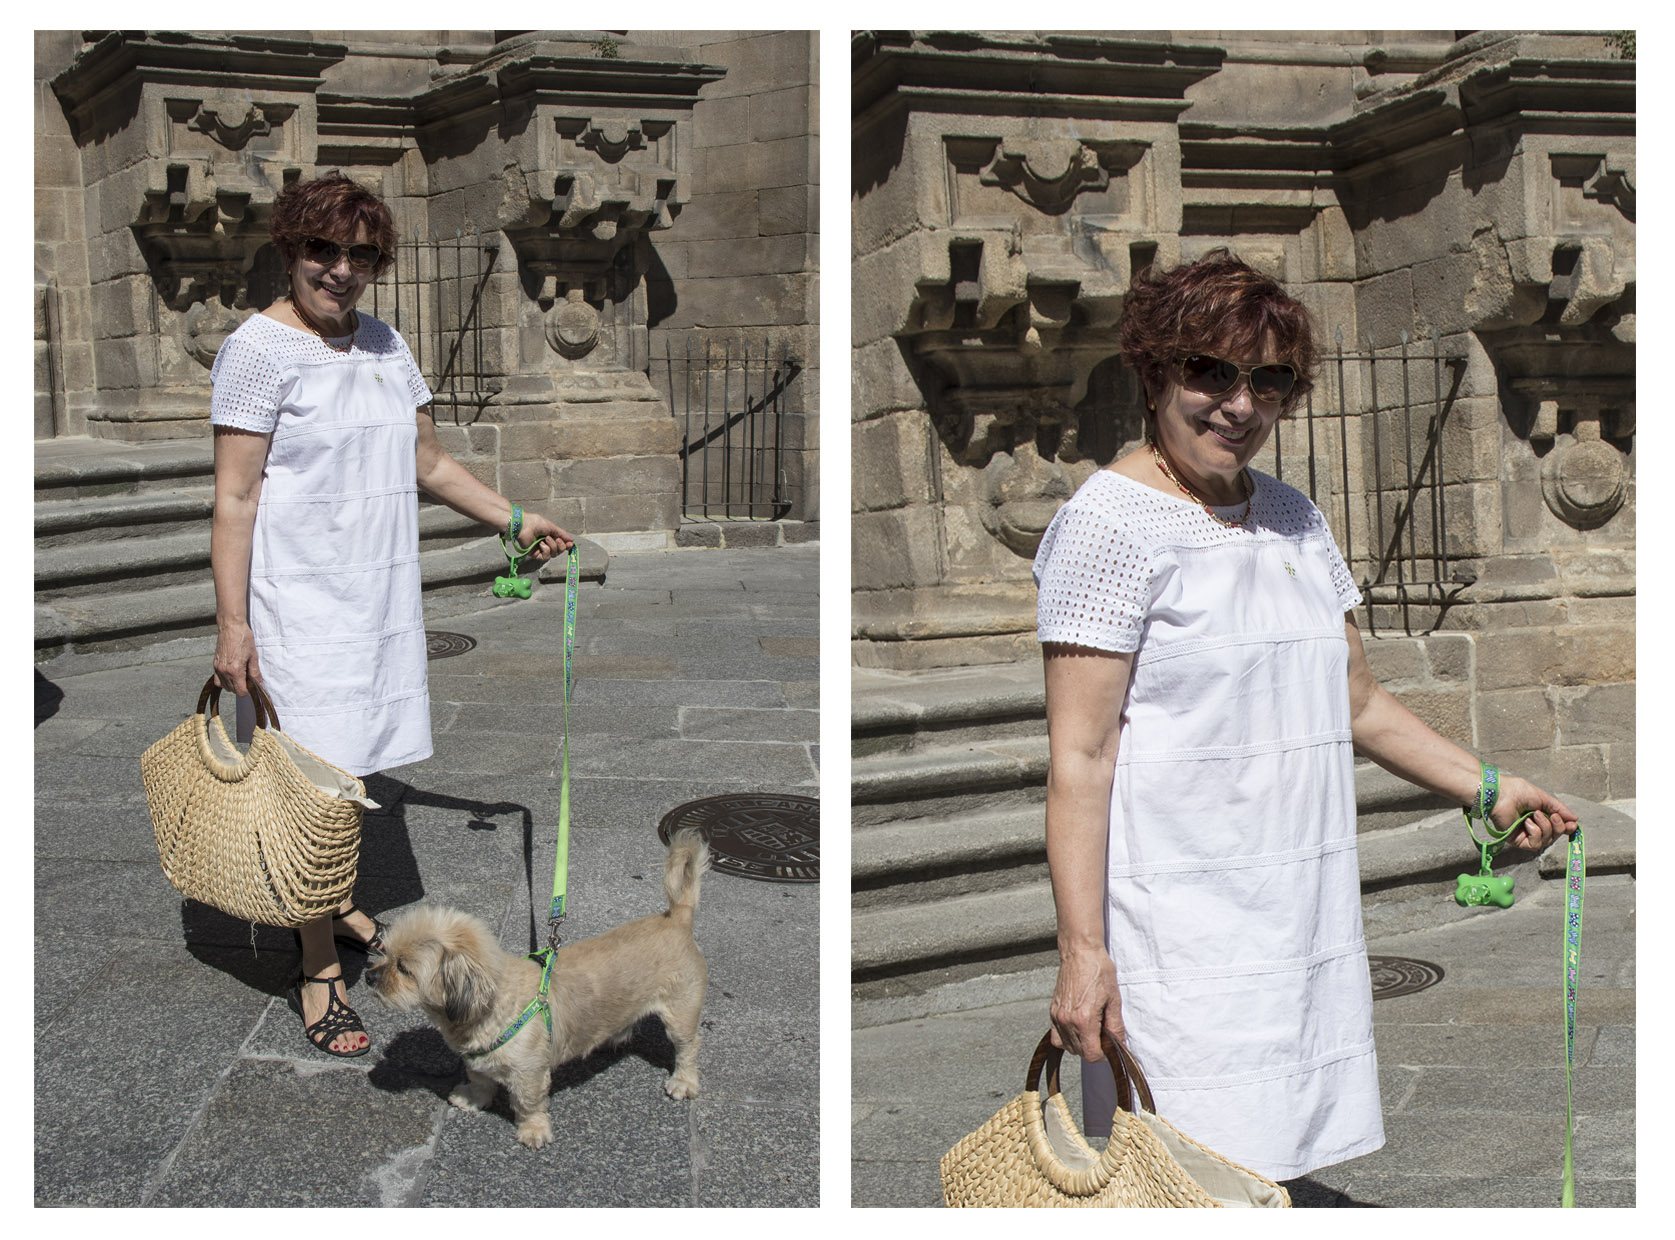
[[1223, 382, 1257, 416]]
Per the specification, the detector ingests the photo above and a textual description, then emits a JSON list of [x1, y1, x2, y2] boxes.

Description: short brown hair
[[1118, 248, 1316, 413], [269, 172, 397, 277]]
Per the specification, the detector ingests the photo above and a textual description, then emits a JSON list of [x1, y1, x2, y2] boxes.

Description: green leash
[[1457, 762, 1586, 1206], [463, 539, 579, 1062], [1561, 825, 1586, 1207]]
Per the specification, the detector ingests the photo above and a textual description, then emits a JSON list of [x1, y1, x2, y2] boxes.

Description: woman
[[1033, 249, 1577, 1181], [209, 172, 574, 1057]]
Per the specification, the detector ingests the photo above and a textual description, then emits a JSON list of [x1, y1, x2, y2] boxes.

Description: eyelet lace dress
[[1034, 467, 1384, 1180], [210, 312, 436, 777]]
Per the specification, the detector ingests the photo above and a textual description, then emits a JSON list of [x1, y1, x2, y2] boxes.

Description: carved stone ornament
[[182, 298, 250, 369], [979, 444, 1075, 557], [1540, 410, 1628, 530], [971, 137, 1150, 214], [546, 288, 602, 360], [168, 97, 298, 151]]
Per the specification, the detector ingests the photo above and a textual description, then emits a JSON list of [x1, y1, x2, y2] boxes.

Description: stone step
[[853, 805, 1046, 910], [852, 662, 1044, 756], [35, 489, 214, 544], [36, 536, 510, 658], [850, 801, 1635, 983], [34, 437, 214, 499], [852, 736, 1050, 827], [35, 504, 493, 598], [852, 879, 1057, 979]]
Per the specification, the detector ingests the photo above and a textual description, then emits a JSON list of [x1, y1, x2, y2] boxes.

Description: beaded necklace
[[1148, 437, 1253, 529]]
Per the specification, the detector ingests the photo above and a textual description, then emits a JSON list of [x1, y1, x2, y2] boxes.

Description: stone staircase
[[851, 662, 1469, 985], [34, 436, 560, 666]]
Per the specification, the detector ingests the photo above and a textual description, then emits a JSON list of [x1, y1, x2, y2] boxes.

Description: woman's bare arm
[[1044, 642, 1134, 1061], [1345, 615, 1576, 848], [210, 426, 271, 695]]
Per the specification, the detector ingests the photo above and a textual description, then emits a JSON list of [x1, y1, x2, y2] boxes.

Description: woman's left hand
[[1490, 775, 1580, 851], [517, 511, 576, 563]]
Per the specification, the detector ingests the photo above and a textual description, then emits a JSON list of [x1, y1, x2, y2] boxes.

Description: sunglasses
[[1175, 354, 1297, 403], [300, 236, 383, 271]]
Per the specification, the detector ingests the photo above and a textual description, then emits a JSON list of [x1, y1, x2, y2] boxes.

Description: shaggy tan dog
[[367, 831, 709, 1148]]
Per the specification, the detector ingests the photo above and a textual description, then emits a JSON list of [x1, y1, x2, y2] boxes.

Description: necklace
[[1148, 437, 1253, 529], [287, 296, 357, 351]]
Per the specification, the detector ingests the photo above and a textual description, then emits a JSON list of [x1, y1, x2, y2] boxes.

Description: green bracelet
[[509, 503, 524, 542]]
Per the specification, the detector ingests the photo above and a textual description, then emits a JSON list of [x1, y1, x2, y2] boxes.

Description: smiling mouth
[[1203, 422, 1252, 446]]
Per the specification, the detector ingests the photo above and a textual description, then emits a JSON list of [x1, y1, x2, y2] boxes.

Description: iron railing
[[1254, 328, 1470, 636], [365, 230, 500, 424], [651, 338, 802, 520]]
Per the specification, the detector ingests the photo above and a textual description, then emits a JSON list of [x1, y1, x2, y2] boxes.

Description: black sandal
[[332, 903, 388, 957], [288, 972, 370, 1058]]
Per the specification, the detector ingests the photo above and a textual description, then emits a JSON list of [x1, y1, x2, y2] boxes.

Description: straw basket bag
[[140, 677, 376, 927], [940, 1032, 1292, 1208]]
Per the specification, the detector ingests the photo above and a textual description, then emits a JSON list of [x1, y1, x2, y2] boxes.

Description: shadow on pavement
[[1282, 1176, 1382, 1207], [35, 670, 63, 726]]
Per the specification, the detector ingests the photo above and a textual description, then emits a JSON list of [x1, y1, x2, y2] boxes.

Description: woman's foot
[[332, 902, 386, 956], [289, 967, 370, 1057]]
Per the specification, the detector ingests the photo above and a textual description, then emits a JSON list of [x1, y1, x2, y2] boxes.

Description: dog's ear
[[438, 944, 493, 1027]]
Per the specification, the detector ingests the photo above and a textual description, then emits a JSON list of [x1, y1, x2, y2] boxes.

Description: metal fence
[[650, 338, 802, 520], [365, 231, 501, 423], [1254, 328, 1470, 636]]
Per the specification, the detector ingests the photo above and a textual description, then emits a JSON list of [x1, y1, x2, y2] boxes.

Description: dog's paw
[[516, 1114, 554, 1150], [449, 1081, 492, 1112], [664, 1072, 699, 1101]]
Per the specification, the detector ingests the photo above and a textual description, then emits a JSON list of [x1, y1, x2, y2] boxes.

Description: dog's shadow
[[367, 1019, 679, 1109]]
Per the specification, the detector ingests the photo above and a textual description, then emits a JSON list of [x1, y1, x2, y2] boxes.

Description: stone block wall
[[851, 30, 1634, 798], [35, 29, 818, 545], [642, 30, 820, 522]]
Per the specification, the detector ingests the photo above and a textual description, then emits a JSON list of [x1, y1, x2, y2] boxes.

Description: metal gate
[[1255, 328, 1470, 636], [651, 338, 802, 520]]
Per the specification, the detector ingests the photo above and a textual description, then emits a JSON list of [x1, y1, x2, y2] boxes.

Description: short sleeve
[[1033, 502, 1154, 653], [1312, 506, 1362, 611], [209, 332, 285, 433], [395, 332, 434, 409]]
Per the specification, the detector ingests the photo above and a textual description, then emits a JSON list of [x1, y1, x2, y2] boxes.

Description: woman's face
[[288, 222, 376, 327], [1147, 343, 1286, 496]]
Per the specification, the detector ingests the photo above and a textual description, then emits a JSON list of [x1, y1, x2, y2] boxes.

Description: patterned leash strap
[[548, 546, 579, 947], [1562, 825, 1586, 1208]]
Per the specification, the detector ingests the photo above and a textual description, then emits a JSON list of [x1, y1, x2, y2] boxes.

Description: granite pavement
[[34, 544, 820, 1208]]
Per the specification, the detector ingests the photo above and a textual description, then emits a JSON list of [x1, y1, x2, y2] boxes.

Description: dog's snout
[[365, 961, 384, 988]]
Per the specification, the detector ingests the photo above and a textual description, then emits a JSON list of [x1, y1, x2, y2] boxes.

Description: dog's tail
[[664, 829, 710, 923]]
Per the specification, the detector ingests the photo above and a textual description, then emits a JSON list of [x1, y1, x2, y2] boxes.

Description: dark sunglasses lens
[[1251, 365, 1296, 401], [1181, 355, 1239, 395], [302, 238, 380, 269]]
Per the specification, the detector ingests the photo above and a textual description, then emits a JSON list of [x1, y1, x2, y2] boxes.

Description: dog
[[367, 831, 710, 1149]]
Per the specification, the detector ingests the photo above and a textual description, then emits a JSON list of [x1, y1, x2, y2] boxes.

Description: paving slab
[[851, 869, 1634, 1208], [33, 545, 819, 1207]]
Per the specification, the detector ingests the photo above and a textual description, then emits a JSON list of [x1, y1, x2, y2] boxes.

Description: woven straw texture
[[141, 706, 363, 927], [940, 1039, 1292, 1208]]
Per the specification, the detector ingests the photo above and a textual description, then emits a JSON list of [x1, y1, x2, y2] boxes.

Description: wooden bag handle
[[195, 675, 283, 732], [1026, 1030, 1155, 1116]]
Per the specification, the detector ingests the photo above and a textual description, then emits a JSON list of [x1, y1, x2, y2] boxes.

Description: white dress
[[210, 312, 435, 777], [1033, 467, 1384, 1181]]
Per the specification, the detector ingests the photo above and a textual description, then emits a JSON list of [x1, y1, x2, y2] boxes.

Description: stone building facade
[[36, 29, 818, 547], [853, 30, 1633, 800]]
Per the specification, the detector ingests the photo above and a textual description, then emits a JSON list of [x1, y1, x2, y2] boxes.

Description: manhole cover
[[1368, 956, 1444, 1000], [658, 793, 818, 883], [427, 631, 477, 659]]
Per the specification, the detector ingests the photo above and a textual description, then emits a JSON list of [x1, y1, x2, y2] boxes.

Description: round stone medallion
[[1541, 436, 1626, 529], [658, 793, 819, 883], [1368, 955, 1445, 1001]]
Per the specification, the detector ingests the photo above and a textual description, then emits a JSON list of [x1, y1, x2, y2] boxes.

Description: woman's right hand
[[1050, 948, 1126, 1062], [213, 620, 262, 698]]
